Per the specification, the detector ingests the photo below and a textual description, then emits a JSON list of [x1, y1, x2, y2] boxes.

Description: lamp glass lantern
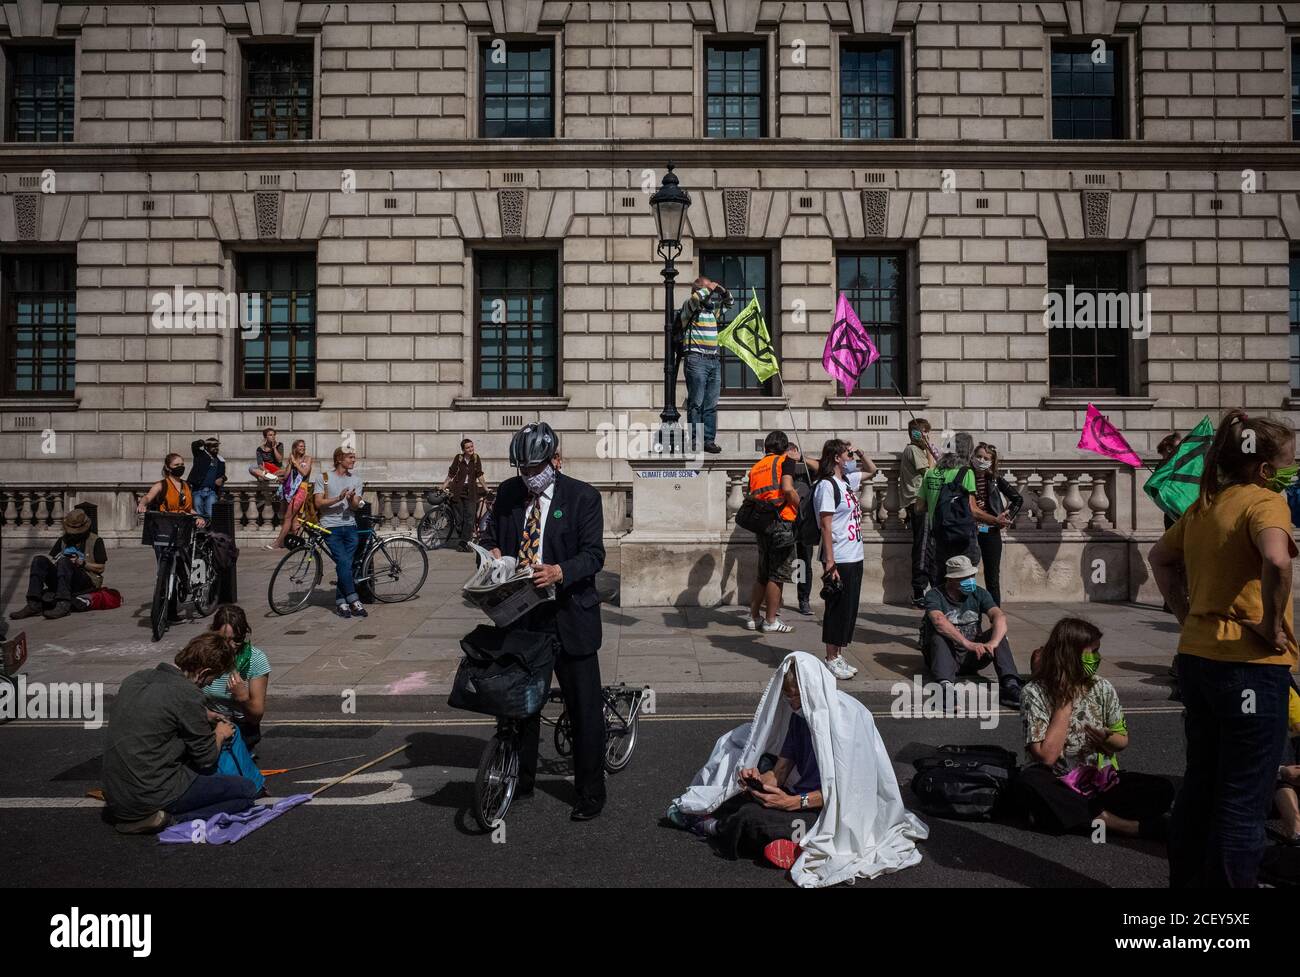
[[650, 165, 691, 255]]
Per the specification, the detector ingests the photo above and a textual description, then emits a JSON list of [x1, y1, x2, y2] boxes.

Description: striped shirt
[[684, 287, 719, 355], [203, 645, 271, 702]]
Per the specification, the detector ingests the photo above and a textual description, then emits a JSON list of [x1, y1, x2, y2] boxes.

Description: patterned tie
[[518, 495, 542, 565]]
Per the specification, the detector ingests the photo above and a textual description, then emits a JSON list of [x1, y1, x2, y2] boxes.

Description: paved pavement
[[0, 540, 1182, 700], [0, 695, 1183, 888]]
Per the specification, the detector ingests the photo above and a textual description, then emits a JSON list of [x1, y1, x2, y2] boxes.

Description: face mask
[[168, 465, 185, 478], [1266, 463, 1300, 493], [911, 430, 923, 442], [524, 465, 557, 496], [959, 577, 978, 594], [1081, 651, 1101, 676], [843, 458, 857, 474], [973, 459, 992, 472]]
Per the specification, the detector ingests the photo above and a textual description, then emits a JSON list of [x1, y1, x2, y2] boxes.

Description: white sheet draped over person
[[668, 651, 928, 887]]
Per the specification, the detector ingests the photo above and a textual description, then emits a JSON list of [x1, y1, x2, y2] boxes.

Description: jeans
[[165, 773, 258, 822], [683, 352, 721, 444], [907, 507, 928, 599], [1169, 653, 1291, 888], [453, 493, 477, 545], [923, 626, 1020, 688], [976, 526, 1003, 606], [27, 555, 94, 602], [194, 487, 218, 520], [325, 523, 361, 605]]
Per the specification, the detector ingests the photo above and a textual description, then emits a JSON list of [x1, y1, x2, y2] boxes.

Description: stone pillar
[[618, 458, 733, 607]]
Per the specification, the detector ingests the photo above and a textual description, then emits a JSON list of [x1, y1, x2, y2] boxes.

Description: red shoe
[[764, 839, 801, 870]]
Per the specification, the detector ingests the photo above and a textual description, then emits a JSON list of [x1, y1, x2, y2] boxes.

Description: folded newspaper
[[462, 542, 555, 626]]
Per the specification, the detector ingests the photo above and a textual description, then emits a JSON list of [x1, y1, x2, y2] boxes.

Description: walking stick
[[310, 744, 410, 798]]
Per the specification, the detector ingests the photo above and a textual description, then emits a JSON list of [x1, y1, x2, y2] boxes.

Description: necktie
[[518, 495, 542, 564]]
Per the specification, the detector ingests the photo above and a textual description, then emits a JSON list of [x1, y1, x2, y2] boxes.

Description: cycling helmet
[[509, 421, 558, 468]]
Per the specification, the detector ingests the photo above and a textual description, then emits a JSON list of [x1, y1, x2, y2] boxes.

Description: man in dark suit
[[480, 422, 607, 821]]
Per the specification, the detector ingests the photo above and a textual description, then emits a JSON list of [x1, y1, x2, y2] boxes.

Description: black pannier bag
[[448, 624, 558, 719], [910, 744, 1019, 821]]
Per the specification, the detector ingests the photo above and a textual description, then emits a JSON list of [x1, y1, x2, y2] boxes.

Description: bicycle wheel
[[191, 542, 220, 619], [603, 704, 640, 773], [362, 535, 429, 603], [268, 545, 322, 615], [553, 710, 573, 757], [474, 729, 518, 831], [150, 552, 173, 642], [417, 506, 455, 550]]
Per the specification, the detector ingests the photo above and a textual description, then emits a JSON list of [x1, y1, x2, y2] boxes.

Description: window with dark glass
[[243, 44, 313, 141], [840, 41, 900, 139], [6, 47, 75, 142], [700, 251, 773, 394], [705, 42, 766, 138], [1292, 41, 1300, 140], [1050, 41, 1123, 139], [480, 40, 554, 138], [237, 253, 316, 395], [1047, 251, 1130, 395], [475, 251, 558, 395], [835, 253, 906, 394], [1, 254, 76, 396], [1290, 252, 1300, 392]]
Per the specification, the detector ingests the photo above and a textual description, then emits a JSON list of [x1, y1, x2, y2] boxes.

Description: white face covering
[[973, 459, 992, 472], [524, 464, 557, 496]]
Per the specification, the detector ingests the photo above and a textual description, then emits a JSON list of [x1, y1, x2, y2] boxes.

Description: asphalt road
[[0, 693, 1185, 888]]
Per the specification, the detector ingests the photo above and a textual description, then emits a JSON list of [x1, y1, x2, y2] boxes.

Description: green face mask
[[1267, 463, 1300, 493], [234, 640, 253, 676], [1081, 651, 1101, 676]]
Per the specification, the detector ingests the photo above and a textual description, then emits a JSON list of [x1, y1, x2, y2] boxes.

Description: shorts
[[756, 524, 797, 585]]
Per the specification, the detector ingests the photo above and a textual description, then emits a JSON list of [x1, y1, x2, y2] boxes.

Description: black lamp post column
[[649, 163, 691, 457]]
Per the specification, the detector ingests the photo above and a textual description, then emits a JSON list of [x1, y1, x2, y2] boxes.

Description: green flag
[[1143, 416, 1213, 519], [717, 289, 780, 383]]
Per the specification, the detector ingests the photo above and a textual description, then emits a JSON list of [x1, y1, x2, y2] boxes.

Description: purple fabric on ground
[[158, 794, 312, 845]]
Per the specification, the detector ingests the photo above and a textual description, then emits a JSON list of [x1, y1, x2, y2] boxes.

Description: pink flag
[[1078, 403, 1143, 468], [823, 293, 879, 395]]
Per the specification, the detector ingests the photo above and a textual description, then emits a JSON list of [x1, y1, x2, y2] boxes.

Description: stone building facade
[[0, 0, 1296, 598]]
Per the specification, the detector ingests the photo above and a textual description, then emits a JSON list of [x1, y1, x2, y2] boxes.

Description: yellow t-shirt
[[1159, 483, 1299, 667], [1289, 686, 1300, 736]]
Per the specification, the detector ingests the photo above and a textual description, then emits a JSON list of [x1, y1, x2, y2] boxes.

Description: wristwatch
[[799, 793, 810, 810]]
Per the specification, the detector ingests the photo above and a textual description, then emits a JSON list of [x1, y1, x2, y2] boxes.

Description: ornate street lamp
[[649, 162, 691, 455]]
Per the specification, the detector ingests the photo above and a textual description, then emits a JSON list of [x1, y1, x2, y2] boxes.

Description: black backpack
[[798, 477, 840, 547], [736, 456, 785, 534], [910, 744, 1019, 821], [933, 466, 976, 549]]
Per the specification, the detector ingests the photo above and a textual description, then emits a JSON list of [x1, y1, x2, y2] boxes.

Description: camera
[[704, 287, 733, 313], [820, 574, 842, 601]]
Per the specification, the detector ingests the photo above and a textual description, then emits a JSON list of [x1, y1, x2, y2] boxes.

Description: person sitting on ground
[[921, 555, 1023, 709], [137, 452, 207, 529], [102, 631, 260, 834], [1012, 617, 1174, 839], [667, 651, 928, 886], [10, 508, 108, 621], [205, 605, 270, 749]]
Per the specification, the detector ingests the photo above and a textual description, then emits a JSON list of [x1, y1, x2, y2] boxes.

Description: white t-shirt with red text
[[815, 471, 864, 565]]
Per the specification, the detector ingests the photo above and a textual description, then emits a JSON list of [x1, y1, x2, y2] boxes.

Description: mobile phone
[[743, 776, 767, 792]]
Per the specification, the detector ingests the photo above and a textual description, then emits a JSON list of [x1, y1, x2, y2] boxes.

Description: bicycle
[[473, 683, 647, 831], [142, 511, 219, 642], [418, 487, 496, 551], [267, 512, 429, 615]]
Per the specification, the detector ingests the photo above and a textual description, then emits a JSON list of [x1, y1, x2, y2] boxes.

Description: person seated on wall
[[921, 555, 1023, 709], [10, 509, 108, 621], [1011, 617, 1174, 840], [666, 651, 928, 887]]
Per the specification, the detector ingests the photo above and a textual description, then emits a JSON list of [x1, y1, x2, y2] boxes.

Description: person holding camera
[[10, 508, 108, 621], [814, 440, 872, 680], [678, 276, 731, 454], [312, 446, 368, 619]]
